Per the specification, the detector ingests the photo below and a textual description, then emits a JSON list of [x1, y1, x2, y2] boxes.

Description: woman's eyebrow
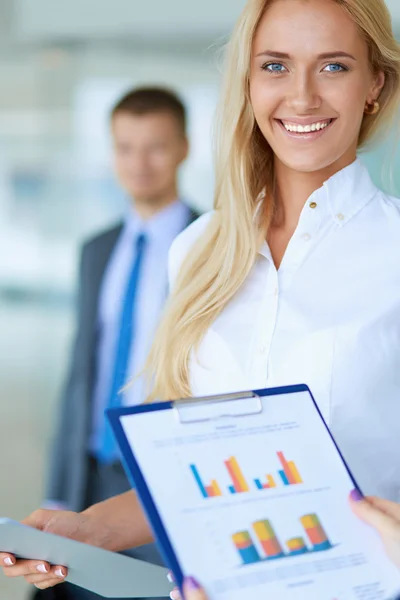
[[255, 49, 357, 61]]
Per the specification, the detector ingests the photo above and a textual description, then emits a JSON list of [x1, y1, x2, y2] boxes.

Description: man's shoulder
[[81, 222, 124, 257]]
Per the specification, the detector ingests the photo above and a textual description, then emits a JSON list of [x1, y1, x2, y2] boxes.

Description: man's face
[[112, 111, 188, 202]]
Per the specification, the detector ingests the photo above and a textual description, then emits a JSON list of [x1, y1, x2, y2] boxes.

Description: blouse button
[[309, 202, 317, 209]]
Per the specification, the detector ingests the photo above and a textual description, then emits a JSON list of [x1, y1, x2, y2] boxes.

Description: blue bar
[[313, 541, 332, 552], [190, 464, 208, 498], [279, 470, 289, 486], [238, 545, 261, 565], [229, 485, 236, 494], [289, 548, 308, 556], [254, 479, 263, 490]]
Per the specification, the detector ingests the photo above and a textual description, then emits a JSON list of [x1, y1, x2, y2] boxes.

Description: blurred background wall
[[0, 1, 399, 598]]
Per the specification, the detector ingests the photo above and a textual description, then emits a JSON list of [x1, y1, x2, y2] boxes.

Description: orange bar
[[225, 457, 249, 492], [267, 475, 277, 488], [288, 461, 303, 484], [229, 457, 250, 492], [225, 460, 242, 492], [211, 480, 222, 497], [260, 538, 284, 558], [277, 452, 296, 485], [304, 526, 327, 546], [205, 485, 216, 497], [234, 539, 253, 550]]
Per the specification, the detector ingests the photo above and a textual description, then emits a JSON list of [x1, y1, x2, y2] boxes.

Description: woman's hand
[[0, 490, 152, 591], [350, 490, 400, 568], [170, 577, 208, 600], [0, 508, 113, 590]]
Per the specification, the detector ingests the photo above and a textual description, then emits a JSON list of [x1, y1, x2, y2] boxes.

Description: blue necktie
[[97, 232, 147, 464]]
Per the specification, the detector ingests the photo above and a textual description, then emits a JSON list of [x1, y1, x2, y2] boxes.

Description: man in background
[[37, 87, 199, 600]]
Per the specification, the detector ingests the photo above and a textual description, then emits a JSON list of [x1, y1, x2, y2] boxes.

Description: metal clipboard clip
[[173, 391, 263, 424]]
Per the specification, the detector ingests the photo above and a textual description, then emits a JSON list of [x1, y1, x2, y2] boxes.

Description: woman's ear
[[367, 70, 385, 104]]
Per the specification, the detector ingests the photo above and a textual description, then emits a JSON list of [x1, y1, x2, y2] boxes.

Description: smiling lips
[[277, 117, 335, 137]]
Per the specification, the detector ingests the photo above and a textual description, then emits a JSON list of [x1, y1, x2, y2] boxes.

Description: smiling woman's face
[[250, 0, 385, 174]]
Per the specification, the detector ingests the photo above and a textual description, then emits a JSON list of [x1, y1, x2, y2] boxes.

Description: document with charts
[[108, 385, 400, 600]]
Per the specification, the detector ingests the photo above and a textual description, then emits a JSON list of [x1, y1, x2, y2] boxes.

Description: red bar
[[305, 526, 327, 546], [205, 485, 216, 497], [224, 460, 242, 492], [277, 452, 296, 485], [261, 539, 284, 558], [262, 483, 270, 489], [235, 540, 253, 550]]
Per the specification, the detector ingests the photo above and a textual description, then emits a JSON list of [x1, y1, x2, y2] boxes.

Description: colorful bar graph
[[224, 457, 250, 493], [191, 450, 302, 499], [277, 452, 302, 486], [232, 513, 333, 567], [190, 465, 222, 499], [301, 514, 332, 551], [253, 520, 285, 559], [232, 531, 261, 565]]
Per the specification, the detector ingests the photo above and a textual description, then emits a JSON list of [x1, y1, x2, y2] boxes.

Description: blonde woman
[[2, 0, 400, 593]]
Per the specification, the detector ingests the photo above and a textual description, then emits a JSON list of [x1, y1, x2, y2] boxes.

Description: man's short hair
[[111, 86, 187, 135]]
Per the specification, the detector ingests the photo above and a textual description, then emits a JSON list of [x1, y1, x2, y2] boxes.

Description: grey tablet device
[[0, 519, 171, 598]]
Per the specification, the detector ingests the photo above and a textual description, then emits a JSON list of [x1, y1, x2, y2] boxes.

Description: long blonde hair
[[146, 0, 400, 401]]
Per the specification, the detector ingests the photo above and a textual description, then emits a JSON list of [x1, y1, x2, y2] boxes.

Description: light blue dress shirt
[[89, 200, 191, 456]]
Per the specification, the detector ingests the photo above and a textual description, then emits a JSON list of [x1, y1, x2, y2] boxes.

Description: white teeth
[[283, 120, 331, 133]]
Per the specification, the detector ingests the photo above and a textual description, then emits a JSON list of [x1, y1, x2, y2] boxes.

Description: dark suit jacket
[[46, 208, 200, 511]]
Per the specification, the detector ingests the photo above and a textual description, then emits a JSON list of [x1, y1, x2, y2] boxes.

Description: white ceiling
[[8, 0, 400, 45]]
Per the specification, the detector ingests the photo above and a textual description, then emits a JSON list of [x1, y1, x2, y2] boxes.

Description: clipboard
[[107, 384, 400, 600]]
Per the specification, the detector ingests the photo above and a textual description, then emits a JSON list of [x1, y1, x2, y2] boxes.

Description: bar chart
[[190, 451, 303, 499], [232, 513, 333, 565]]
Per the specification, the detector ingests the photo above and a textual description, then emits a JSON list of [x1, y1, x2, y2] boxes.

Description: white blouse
[[169, 159, 400, 502]]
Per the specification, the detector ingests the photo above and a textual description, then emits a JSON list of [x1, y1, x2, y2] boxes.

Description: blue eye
[[324, 63, 347, 73], [262, 62, 287, 73]]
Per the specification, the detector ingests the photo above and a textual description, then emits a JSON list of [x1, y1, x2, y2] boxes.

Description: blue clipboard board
[[106, 384, 366, 595]]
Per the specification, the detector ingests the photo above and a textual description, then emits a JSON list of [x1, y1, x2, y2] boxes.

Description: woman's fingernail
[[169, 589, 180, 600], [167, 571, 174, 583], [36, 564, 49, 574], [184, 576, 201, 590], [4, 557, 14, 566], [55, 568, 65, 578], [350, 489, 364, 502]]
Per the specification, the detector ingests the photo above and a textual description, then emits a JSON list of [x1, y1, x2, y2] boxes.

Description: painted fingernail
[[184, 576, 201, 590], [4, 557, 13, 566], [169, 590, 180, 600], [350, 489, 364, 502], [167, 571, 174, 583], [55, 568, 65, 578], [36, 564, 49, 574]]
